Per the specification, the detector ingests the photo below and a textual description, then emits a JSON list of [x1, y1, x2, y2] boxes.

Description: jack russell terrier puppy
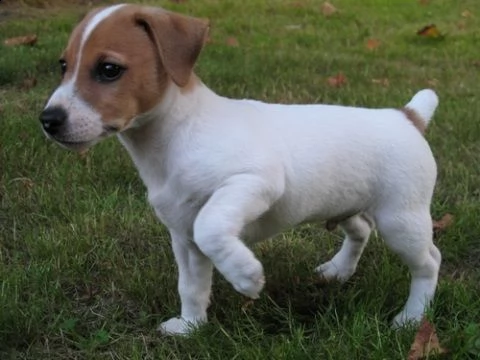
[[40, 4, 441, 335]]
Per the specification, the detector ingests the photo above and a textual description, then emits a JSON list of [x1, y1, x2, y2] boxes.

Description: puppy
[[40, 4, 441, 335]]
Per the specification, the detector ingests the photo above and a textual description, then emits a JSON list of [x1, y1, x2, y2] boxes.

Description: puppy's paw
[[315, 260, 355, 283], [157, 317, 202, 336], [228, 259, 265, 299], [391, 308, 423, 329]]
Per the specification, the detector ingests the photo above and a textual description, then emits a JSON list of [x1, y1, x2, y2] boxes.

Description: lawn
[[1, 0, 479, 358]]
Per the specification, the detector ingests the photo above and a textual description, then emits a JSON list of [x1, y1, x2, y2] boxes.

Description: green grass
[[1, 0, 480, 358]]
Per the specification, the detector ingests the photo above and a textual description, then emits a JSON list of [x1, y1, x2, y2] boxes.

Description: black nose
[[40, 107, 67, 135]]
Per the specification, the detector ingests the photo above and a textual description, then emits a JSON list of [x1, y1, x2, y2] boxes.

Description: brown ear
[[134, 8, 209, 87]]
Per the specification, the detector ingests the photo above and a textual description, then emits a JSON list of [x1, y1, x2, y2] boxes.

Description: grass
[[1, 0, 480, 358]]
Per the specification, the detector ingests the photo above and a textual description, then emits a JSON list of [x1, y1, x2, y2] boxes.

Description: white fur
[[115, 83, 441, 335], [405, 89, 438, 126]]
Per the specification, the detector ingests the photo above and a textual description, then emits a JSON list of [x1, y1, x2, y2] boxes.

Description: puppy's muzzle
[[40, 106, 68, 136]]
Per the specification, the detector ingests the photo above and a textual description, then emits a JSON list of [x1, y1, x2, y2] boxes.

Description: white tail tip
[[405, 89, 439, 126]]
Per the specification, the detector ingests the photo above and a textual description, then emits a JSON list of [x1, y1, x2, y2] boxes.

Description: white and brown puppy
[[40, 4, 441, 335]]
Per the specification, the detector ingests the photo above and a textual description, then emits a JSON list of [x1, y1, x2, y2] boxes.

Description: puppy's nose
[[40, 106, 67, 135]]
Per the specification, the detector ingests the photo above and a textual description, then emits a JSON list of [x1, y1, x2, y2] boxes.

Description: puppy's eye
[[59, 59, 67, 76], [95, 62, 125, 83]]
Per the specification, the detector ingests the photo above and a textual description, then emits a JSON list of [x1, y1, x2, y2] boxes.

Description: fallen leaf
[[11, 177, 34, 190], [285, 24, 302, 30], [241, 299, 255, 311], [79, 149, 89, 159], [321, 2, 337, 17], [78, 284, 100, 301], [371, 78, 389, 87], [408, 317, 448, 360], [205, 34, 214, 44], [417, 24, 443, 38], [226, 37, 239, 47], [169, 0, 187, 3], [432, 213, 453, 232], [291, 1, 306, 8], [327, 73, 347, 87], [457, 20, 467, 30], [21, 77, 37, 90], [366, 38, 381, 50], [4, 34, 38, 46], [418, 0, 430, 5], [426, 78, 439, 87], [461, 10, 473, 18]]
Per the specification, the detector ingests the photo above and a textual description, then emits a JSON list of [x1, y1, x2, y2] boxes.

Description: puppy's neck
[[117, 75, 219, 187]]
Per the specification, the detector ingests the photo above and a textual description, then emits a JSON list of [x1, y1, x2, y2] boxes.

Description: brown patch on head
[[63, 5, 209, 130], [60, 7, 106, 83], [399, 107, 426, 135]]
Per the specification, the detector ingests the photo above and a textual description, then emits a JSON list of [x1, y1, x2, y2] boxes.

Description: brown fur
[[60, 5, 209, 129], [60, 7, 105, 82], [399, 107, 426, 135]]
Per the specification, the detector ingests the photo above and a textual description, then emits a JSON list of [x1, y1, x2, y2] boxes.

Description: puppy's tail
[[401, 89, 439, 134]]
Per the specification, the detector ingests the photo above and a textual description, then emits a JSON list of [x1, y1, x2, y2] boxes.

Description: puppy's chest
[[147, 180, 211, 234]]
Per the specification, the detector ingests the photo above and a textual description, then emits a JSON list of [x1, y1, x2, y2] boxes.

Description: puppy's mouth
[[46, 125, 120, 152], [55, 138, 97, 152]]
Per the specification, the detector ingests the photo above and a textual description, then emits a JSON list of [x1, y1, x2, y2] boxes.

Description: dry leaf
[[11, 177, 35, 190], [79, 149, 89, 159], [285, 24, 302, 30], [241, 299, 255, 311], [226, 37, 239, 47], [433, 213, 453, 232], [321, 2, 337, 17], [417, 24, 443, 38], [4, 34, 38, 46], [205, 34, 214, 44], [461, 10, 473, 18], [169, 0, 187, 3], [366, 38, 381, 50], [408, 317, 447, 360], [291, 1, 306, 8], [371, 78, 389, 87], [327, 73, 347, 87], [21, 77, 37, 90], [418, 0, 430, 5], [457, 20, 467, 30], [426, 78, 439, 87]]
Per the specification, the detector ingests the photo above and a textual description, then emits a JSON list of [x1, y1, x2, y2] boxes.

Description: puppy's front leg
[[158, 231, 213, 335], [193, 175, 280, 299]]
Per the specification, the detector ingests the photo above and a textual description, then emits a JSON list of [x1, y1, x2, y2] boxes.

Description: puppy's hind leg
[[375, 208, 441, 327], [316, 214, 373, 282]]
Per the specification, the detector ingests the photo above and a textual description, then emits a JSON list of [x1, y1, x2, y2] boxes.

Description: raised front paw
[[157, 317, 203, 336], [227, 258, 265, 299]]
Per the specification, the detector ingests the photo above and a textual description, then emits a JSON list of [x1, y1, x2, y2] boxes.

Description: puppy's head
[[40, 4, 209, 151]]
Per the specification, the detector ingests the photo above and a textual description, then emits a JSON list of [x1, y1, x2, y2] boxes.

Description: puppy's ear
[[134, 8, 209, 87]]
